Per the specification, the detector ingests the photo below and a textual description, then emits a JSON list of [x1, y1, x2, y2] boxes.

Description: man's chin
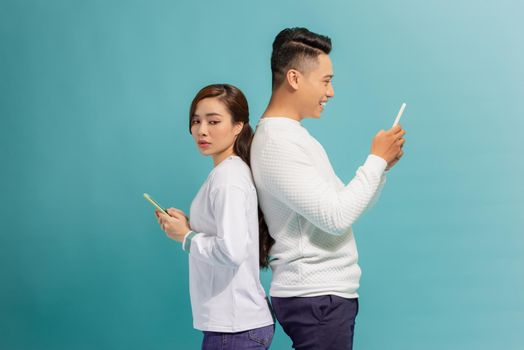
[[303, 112, 322, 119]]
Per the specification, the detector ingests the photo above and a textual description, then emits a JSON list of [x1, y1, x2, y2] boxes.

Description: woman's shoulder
[[208, 156, 255, 191]]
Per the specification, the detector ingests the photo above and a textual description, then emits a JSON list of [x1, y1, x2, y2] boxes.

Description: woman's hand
[[155, 208, 191, 242]]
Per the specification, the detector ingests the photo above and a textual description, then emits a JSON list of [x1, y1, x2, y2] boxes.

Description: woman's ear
[[234, 121, 244, 136]]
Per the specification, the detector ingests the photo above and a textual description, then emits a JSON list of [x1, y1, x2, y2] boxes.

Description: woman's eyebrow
[[192, 112, 223, 118]]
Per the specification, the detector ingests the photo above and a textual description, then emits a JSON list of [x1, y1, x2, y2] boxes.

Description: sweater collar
[[257, 116, 301, 127]]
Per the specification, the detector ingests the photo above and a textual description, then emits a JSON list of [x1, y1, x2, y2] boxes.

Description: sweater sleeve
[[258, 137, 387, 236], [363, 171, 387, 213], [186, 185, 249, 268]]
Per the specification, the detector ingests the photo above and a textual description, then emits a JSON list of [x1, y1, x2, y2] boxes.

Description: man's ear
[[286, 69, 300, 90]]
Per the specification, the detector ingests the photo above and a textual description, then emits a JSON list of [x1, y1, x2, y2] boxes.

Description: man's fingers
[[375, 129, 386, 138], [387, 125, 401, 134], [389, 125, 405, 136], [395, 129, 405, 138]]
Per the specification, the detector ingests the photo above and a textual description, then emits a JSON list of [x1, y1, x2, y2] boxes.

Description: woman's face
[[191, 97, 243, 165]]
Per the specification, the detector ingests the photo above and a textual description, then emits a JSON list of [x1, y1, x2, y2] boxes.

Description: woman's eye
[[209, 121, 220, 125], [191, 119, 200, 125]]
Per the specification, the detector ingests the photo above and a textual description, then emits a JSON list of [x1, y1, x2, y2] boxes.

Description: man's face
[[297, 54, 334, 119]]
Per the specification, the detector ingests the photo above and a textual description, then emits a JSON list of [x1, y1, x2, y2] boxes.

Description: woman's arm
[[177, 185, 250, 268]]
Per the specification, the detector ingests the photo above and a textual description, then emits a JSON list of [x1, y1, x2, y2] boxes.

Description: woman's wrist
[[182, 230, 197, 252]]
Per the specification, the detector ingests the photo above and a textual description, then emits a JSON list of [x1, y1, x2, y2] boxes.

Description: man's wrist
[[366, 154, 388, 174]]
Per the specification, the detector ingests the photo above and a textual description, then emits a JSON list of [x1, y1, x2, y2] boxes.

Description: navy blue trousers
[[201, 324, 274, 350], [271, 295, 359, 350]]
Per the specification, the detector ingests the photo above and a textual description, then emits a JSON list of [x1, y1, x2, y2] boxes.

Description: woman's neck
[[212, 147, 236, 167]]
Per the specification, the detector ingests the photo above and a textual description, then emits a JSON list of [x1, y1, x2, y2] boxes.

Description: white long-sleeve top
[[183, 156, 274, 332], [250, 117, 387, 298]]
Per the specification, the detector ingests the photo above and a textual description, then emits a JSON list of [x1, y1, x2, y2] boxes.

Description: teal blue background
[[1, 0, 523, 349]]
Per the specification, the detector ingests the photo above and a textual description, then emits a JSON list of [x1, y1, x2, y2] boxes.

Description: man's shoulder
[[253, 118, 312, 151]]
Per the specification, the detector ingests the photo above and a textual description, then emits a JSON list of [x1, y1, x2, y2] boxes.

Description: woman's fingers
[[167, 208, 186, 220]]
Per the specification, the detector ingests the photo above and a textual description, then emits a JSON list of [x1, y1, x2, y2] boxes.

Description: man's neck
[[262, 92, 302, 121]]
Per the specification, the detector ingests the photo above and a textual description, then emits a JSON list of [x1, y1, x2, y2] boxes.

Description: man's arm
[[257, 137, 387, 236]]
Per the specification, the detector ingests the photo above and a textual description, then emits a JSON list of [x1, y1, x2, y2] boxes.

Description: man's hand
[[371, 124, 406, 170]]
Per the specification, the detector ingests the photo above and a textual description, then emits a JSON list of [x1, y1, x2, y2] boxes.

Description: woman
[[155, 84, 274, 349]]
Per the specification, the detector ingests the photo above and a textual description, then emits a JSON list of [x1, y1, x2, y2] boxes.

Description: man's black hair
[[271, 27, 332, 90]]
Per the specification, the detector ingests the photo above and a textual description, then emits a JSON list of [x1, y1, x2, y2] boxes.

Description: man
[[250, 27, 406, 350]]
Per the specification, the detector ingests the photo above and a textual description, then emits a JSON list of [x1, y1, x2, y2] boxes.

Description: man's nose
[[327, 83, 335, 98]]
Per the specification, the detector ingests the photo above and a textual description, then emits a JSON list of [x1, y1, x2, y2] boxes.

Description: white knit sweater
[[251, 117, 387, 298]]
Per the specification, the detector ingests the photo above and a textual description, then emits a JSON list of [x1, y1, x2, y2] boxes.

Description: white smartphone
[[392, 103, 406, 127], [143, 193, 168, 215]]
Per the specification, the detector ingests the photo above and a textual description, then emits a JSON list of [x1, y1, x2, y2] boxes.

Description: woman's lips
[[198, 141, 211, 149]]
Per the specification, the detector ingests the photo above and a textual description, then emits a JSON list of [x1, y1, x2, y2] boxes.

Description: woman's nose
[[197, 123, 208, 135]]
